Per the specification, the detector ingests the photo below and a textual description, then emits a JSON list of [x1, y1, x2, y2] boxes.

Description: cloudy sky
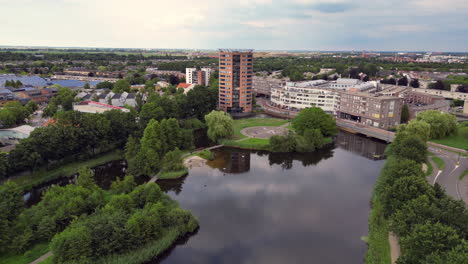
[[1, 0, 467, 51]]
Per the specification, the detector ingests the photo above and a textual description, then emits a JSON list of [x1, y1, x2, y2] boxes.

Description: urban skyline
[[1, 0, 467, 52]]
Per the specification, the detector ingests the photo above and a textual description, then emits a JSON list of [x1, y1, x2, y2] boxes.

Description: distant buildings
[[253, 76, 286, 97], [176, 83, 196, 94], [73, 101, 130, 113], [186, 68, 212, 86], [218, 49, 254, 116]]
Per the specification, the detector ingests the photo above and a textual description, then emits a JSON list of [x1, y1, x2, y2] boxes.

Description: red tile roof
[[176, 83, 192, 89]]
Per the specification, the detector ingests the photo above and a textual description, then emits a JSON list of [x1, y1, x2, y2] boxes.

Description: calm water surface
[[154, 132, 386, 264]]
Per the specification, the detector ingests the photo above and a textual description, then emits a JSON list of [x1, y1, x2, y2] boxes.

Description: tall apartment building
[[218, 49, 253, 116], [339, 92, 403, 129], [185, 67, 212, 86]]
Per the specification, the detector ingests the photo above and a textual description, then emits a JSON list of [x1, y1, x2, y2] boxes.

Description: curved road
[[428, 146, 468, 203]]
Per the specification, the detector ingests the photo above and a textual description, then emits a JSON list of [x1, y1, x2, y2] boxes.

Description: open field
[[430, 126, 468, 151]]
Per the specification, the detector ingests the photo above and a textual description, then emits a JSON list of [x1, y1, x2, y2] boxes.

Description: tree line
[[366, 113, 467, 264]]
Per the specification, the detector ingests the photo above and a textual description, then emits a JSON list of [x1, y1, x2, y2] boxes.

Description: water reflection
[[23, 160, 149, 206], [336, 132, 386, 160], [155, 133, 386, 264]]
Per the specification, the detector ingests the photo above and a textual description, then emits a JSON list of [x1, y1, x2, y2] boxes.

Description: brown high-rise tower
[[218, 49, 253, 116]]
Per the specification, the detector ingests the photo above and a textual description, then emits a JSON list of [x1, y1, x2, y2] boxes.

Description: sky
[[1, 0, 467, 52]]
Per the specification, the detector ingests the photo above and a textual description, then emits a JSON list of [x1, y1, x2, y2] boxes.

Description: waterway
[[22, 131, 387, 263], [151, 132, 386, 264]]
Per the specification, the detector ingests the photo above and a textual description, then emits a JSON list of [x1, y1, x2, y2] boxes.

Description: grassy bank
[[9, 150, 123, 191], [84, 229, 183, 264], [221, 138, 271, 150], [0, 242, 49, 264], [195, 149, 214, 160], [365, 198, 391, 264], [430, 126, 468, 150], [158, 168, 188, 180], [460, 169, 468, 180], [431, 156, 445, 170], [232, 118, 289, 139], [425, 160, 433, 177]]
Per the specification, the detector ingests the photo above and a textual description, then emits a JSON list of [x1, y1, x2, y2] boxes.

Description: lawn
[[232, 118, 289, 139], [425, 160, 434, 177], [9, 150, 123, 191], [221, 138, 271, 150], [158, 168, 188, 180], [431, 156, 445, 170], [460, 169, 468, 180], [430, 126, 468, 151], [195, 149, 214, 160], [0, 242, 49, 264]]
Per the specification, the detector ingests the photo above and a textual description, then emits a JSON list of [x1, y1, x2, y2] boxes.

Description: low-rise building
[[73, 101, 130, 113], [338, 92, 403, 129], [253, 76, 286, 97]]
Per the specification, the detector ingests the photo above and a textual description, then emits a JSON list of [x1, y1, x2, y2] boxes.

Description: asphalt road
[[428, 146, 468, 203]]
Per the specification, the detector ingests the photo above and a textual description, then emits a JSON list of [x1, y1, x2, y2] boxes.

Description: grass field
[[425, 160, 434, 177], [430, 126, 468, 151], [365, 198, 391, 264], [158, 169, 188, 180], [221, 138, 271, 150], [460, 169, 468, 180], [9, 150, 123, 191], [195, 149, 214, 160], [0, 242, 49, 264], [431, 156, 445, 170], [232, 118, 289, 139]]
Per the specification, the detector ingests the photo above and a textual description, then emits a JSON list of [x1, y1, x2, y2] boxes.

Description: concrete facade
[[339, 92, 403, 129]]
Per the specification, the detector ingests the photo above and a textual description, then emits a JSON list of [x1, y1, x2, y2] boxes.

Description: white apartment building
[[185, 67, 212, 86], [323, 78, 377, 91], [271, 80, 341, 115], [186, 68, 196, 84]]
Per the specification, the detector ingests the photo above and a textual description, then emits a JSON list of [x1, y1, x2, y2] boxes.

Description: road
[[427, 146, 468, 203]]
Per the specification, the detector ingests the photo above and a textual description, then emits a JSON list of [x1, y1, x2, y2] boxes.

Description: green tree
[[25, 100, 38, 114], [382, 176, 434, 217], [399, 222, 460, 263], [398, 119, 431, 142], [162, 148, 184, 172], [0, 181, 24, 252], [388, 133, 427, 163], [84, 82, 91, 89], [400, 104, 410, 124], [76, 167, 97, 190], [204, 110, 234, 142], [43, 101, 58, 117], [137, 119, 164, 175], [110, 175, 137, 195], [292, 107, 337, 137], [113, 79, 131, 93], [416, 110, 457, 139]]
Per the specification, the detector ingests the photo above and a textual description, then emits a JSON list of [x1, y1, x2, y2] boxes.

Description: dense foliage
[[292, 107, 337, 137], [415, 110, 457, 139], [204, 110, 234, 143], [0, 101, 35, 128], [7, 110, 138, 175], [366, 127, 467, 263]]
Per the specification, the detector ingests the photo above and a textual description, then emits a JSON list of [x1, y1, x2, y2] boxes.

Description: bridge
[[336, 119, 395, 142]]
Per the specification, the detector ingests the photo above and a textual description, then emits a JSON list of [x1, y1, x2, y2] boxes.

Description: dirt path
[[29, 251, 52, 264], [388, 232, 401, 264]]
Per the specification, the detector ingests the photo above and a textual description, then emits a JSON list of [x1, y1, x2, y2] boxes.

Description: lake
[[152, 132, 386, 264], [21, 131, 387, 263]]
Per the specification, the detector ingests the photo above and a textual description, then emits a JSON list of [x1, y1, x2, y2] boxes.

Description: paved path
[[237, 123, 290, 142], [29, 251, 52, 264], [388, 232, 401, 264]]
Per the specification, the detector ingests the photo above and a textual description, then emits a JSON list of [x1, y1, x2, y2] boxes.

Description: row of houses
[[75, 91, 144, 108], [0, 87, 58, 106]]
